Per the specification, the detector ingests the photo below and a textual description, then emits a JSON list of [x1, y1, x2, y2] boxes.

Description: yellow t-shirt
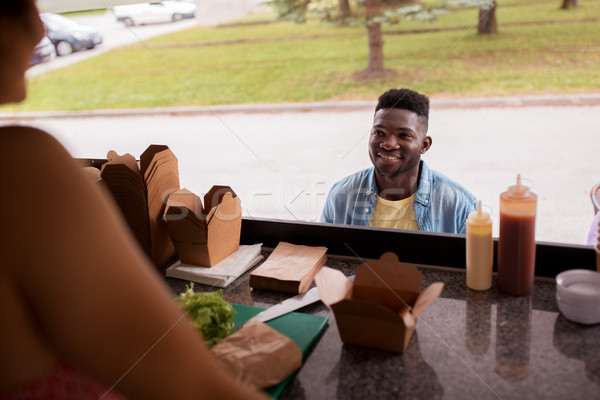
[[369, 193, 419, 230]]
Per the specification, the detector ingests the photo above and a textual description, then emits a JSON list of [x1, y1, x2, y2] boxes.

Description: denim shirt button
[[424, 200, 429, 204], [365, 208, 370, 213]]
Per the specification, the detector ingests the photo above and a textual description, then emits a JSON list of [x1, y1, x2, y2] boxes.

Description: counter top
[[165, 253, 600, 400]]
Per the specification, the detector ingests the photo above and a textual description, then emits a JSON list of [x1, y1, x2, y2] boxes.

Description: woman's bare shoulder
[[0, 124, 64, 154], [0, 124, 71, 167], [0, 124, 50, 136]]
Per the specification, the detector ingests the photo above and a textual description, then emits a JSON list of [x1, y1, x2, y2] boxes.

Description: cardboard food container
[[164, 186, 242, 267], [315, 252, 444, 353], [100, 145, 179, 268]]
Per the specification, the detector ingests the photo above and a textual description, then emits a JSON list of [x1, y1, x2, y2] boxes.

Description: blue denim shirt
[[320, 161, 477, 234]]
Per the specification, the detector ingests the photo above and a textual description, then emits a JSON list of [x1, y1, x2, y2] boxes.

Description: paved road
[[28, 0, 267, 77], [28, 11, 199, 77], [11, 98, 599, 247]]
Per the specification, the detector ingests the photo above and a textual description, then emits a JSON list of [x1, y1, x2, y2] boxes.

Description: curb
[[1, 93, 600, 121], [432, 93, 600, 108]]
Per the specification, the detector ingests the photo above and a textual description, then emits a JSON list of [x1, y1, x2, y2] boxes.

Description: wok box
[[315, 252, 444, 353], [164, 186, 241, 267]]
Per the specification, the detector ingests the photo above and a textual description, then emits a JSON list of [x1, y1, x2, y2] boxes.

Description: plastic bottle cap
[[468, 200, 491, 223], [507, 174, 531, 198]]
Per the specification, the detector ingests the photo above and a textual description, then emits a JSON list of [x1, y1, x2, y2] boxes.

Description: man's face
[[368, 108, 432, 180]]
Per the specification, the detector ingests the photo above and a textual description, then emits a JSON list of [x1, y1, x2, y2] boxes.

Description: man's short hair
[[375, 88, 430, 129]]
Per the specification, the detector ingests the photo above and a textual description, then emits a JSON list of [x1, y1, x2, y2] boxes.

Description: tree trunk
[[339, 0, 352, 24], [355, 0, 396, 80], [478, 4, 498, 35], [367, 21, 384, 73], [560, 0, 578, 9]]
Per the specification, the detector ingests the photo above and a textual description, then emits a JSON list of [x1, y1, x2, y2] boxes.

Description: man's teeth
[[380, 154, 399, 160]]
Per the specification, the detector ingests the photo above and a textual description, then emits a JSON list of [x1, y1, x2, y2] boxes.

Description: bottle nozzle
[[469, 200, 491, 223], [508, 173, 531, 198]]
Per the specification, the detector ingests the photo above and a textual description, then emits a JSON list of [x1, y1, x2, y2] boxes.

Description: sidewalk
[[3, 92, 600, 121]]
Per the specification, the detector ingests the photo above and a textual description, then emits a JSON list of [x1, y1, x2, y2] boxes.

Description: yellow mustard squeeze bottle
[[466, 200, 493, 291]]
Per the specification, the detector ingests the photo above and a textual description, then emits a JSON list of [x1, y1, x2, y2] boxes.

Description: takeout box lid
[[315, 252, 444, 353], [140, 144, 174, 175], [164, 186, 240, 226], [164, 186, 241, 267], [164, 188, 207, 230], [203, 185, 239, 212]]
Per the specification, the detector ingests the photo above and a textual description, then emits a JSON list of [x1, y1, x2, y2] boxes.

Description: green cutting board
[[231, 304, 329, 399]]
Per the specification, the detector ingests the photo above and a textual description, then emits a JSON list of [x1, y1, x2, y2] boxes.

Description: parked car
[[30, 36, 56, 65], [113, 1, 196, 27], [40, 13, 103, 57]]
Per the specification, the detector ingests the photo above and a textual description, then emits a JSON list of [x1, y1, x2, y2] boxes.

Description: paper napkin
[[166, 244, 263, 288]]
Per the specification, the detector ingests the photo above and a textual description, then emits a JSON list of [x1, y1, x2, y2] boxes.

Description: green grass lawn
[[5, 0, 600, 111]]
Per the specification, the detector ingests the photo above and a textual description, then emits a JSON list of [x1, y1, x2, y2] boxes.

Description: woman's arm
[[2, 126, 267, 399]]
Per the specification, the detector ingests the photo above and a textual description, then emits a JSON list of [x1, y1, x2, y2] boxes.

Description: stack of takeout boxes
[[100, 145, 179, 268], [164, 186, 242, 267], [315, 252, 444, 353]]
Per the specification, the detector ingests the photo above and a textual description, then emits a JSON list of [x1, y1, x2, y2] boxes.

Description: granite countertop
[[165, 253, 600, 400]]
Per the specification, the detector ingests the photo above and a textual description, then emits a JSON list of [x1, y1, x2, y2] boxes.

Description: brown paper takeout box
[[315, 252, 444, 353], [100, 145, 180, 268], [164, 186, 242, 267]]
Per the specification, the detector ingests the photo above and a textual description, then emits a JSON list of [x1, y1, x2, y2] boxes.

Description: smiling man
[[321, 88, 476, 234]]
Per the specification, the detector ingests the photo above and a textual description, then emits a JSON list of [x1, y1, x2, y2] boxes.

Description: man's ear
[[421, 136, 432, 154]]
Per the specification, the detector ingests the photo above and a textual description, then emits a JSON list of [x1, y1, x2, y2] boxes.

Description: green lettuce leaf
[[176, 283, 236, 346]]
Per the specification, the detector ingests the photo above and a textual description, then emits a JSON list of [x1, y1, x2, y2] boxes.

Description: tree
[[444, 0, 497, 34], [269, 0, 311, 22], [339, 0, 352, 23], [355, 0, 400, 79], [357, 1, 441, 78], [560, 0, 578, 9], [477, 0, 497, 34], [269, 0, 351, 23], [269, 0, 440, 80]]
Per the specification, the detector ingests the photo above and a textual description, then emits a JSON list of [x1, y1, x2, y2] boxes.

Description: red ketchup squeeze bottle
[[497, 175, 538, 296]]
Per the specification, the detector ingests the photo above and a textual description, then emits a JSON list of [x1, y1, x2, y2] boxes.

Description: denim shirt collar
[[368, 160, 431, 206], [365, 167, 378, 195], [413, 160, 432, 207]]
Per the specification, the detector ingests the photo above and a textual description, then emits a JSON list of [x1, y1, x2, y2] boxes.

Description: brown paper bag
[[211, 321, 302, 389], [249, 242, 327, 293]]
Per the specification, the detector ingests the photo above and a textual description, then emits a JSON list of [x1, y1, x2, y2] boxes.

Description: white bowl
[[555, 269, 600, 324]]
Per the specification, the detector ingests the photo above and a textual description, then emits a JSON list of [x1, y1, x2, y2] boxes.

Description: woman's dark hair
[[0, 0, 37, 30]]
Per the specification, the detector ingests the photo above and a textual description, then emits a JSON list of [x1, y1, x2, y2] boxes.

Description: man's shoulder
[[424, 163, 476, 202], [322, 167, 374, 224], [330, 167, 374, 192]]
